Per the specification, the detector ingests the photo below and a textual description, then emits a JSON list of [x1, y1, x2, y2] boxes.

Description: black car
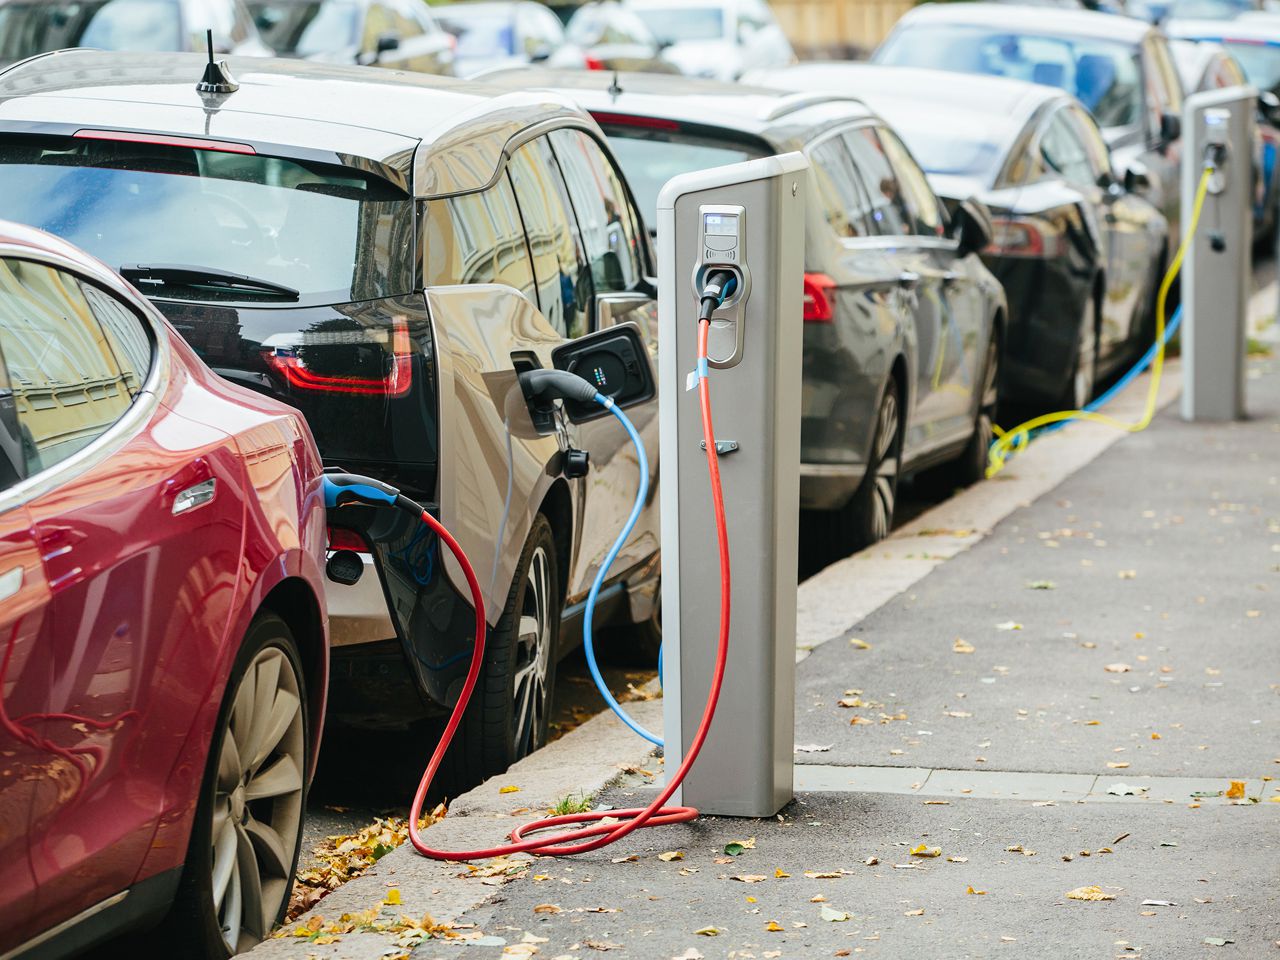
[[0, 50, 664, 782], [751, 64, 1169, 409]]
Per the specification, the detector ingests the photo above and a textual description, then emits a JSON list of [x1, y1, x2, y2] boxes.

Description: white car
[[623, 0, 794, 81]]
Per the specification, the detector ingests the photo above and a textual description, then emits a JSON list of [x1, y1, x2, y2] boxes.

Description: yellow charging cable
[[985, 165, 1215, 478]]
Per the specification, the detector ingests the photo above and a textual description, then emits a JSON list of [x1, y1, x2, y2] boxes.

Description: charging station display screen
[[703, 213, 738, 236]]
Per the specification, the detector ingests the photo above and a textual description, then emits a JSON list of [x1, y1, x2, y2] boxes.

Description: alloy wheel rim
[[512, 545, 552, 758], [871, 391, 900, 542], [1074, 299, 1098, 409], [212, 646, 305, 954]]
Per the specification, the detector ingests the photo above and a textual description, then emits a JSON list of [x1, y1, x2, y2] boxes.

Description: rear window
[[247, 0, 362, 56], [0, 0, 181, 61], [0, 134, 414, 305], [632, 5, 724, 44], [1222, 40, 1280, 96], [437, 12, 515, 59], [596, 123, 768, 230]]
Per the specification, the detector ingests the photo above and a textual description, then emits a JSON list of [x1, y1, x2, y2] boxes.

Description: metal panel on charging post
[[1182, 86, 1255, 422], [658, 154, 808, 818]]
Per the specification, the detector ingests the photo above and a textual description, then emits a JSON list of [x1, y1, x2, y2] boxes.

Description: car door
[[2, 263, 247, 935], [879, 125, 984, 443], [843, 124, 951, 456], [0, 279, 50, 952], [546, 128, 659, 598]]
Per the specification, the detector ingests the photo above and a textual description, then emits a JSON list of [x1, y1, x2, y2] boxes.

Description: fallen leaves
[[909, 844, 941, 858], [996, 621, 1023, 631], [694, 926, 720, 937], [499, 785, 521, 794], [794, 742, 833, 753], [904, 908, 925, 916], [532, 904, 561, 915], [820, 906, 850, 922], [1104, 663, 1132, 673], [1065, 886, 1116, 902], [724, 838, 755, 856], [658, 851, 684, 862], [1106, 783, 1147, 796], [1225, 780, 1247, 800], [731, 874, 767, 883], [953, 637, 976, 654], [1026, 580, 1056, 590], [966, 886, 987, 895], [764, 920, 784, 932], [849, 638, 872, 650]]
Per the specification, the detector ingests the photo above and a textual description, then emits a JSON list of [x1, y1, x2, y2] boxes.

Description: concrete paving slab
[[923, 768, 1096, 802], [794, 765, 932, 794], [1086, 776, 1262, 804], [452, 790, 1278, 960]]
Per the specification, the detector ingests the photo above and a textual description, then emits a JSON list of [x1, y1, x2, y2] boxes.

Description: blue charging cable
[[580, 393, 662, 745]]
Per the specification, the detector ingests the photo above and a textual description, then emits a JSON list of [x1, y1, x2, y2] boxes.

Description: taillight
[[802, 272, 835, 323], [986, 216, 1064, 259], [261, 317, 413, 396], [584, 54, 606, 70], [328, 525, 369, 552]]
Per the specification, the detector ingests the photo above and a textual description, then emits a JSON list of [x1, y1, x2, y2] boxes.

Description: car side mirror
[[376, 31, 401, 55], [1159, 110, 1181, 146], [1124, 160, 1152, 194], [954, 197, 994, 255], [550, 322, 656, 423], [1260, 90, 1280, 126]]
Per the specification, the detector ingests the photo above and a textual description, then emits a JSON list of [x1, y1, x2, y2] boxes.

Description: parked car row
[[0, 0, 1275, 955]]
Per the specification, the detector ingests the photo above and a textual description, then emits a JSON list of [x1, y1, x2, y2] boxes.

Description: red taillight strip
[[73, 129, 257, 155], [262, 319, 413, 396], [802, 272, 836, 323], [591, 111, 681, 131]]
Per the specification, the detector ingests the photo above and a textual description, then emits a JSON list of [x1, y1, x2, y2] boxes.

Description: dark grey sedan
[[482, 70, 1007, 560], [749, 63, 1169, 410], [876, 3, 1185, 250]]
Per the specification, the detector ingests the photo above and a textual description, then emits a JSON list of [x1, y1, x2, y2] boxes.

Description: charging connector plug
[[698, 270, 739, 323]]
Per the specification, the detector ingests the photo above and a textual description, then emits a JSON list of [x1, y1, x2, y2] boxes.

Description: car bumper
[[326, 551, 397, 647]]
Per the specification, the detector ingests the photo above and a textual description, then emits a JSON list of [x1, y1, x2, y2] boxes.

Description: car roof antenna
[[197, 29, 239, 95], [608, 70, 622, 100]]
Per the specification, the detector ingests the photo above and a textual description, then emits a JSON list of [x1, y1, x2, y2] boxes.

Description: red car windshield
[[0, 134, 414, 304]]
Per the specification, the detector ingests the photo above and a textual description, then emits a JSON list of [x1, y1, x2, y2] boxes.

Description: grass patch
[[549, 792, 594, 816], [1248, 337, 1274, 357]]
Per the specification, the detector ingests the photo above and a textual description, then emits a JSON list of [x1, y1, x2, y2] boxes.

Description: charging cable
[[986, 164, 1215, 477], [324, 273, 737, 858]]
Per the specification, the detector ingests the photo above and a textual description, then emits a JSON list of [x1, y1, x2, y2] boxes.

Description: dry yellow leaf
[[850, 716, 873, 726], [1104, 663, 1131, 673], [1107, 762, 1130, 769], [910, 844, 941, 858], [499, 785, 520, 794], [1065, 886, 1115, 901], [384, 888, 401, 906], [953, 638, 975, 654], [732, 875, 767, 883], [775, 868, 790, 878], [765, 921, 784, 932], [849, 638, 871, 650], [1225, 780, 1247, 800], [658, 851, 684, 862], [904, 908, 925, 916], [1151, 733, 1162, 740], [946, 856, 968, 863], [966, 886, 987, 895], [532, 904, 561, 914]]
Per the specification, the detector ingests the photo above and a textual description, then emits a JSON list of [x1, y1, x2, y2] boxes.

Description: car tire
[[449, 514, 560, 785], [805, 378, 903, 565], [1063, 288, 1099, 410], [161, 613, 309, 958]]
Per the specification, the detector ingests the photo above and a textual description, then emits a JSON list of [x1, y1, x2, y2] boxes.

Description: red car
[[0, 221, 329, 958]]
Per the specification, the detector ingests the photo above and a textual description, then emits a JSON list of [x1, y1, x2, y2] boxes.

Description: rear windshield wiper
[[120, 264, 300, 302]]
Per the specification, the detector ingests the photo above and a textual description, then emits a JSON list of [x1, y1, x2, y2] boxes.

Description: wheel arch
[[536, 478, 573, 609], [256, 577, 327, 775]]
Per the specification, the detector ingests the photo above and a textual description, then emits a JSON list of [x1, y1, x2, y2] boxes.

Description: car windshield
[[0, 135, 414, 304], [247, 1, 362, 56], [877, 26, 1143, 129], [0, 0, 180, 61], [438, 12, 515, 58], [632, 6, 724, 43], [597, 125, 765, 228], [1221, 40, 1280, 94]]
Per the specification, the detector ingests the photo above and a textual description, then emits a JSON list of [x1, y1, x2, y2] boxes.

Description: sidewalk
[[253, 358, 1279, 960]]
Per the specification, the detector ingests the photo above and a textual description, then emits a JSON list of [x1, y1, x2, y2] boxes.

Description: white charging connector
[[1203, 107, 1230, 195]]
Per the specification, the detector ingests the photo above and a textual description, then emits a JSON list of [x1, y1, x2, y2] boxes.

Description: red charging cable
[[408, 317, 730, 860]]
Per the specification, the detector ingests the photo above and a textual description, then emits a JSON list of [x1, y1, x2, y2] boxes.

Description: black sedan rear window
[[0, 134, 414, 305]]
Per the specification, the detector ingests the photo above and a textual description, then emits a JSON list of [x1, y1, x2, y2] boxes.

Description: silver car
[[483, 70, 1007, 562]]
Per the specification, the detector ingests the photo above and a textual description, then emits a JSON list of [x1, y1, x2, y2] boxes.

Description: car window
[[842, 127, 911, 238], [388, 0, 424, 38], [83, 285, 154, 392], [250, 0, 362, 56], [877, 127, 945, 238], [230, 0, 256, 42], [549, 129, 646, 300], [806, 135, 867, 239], [517, 4, 562, 55], [0, 0, 183, 59], [424, 178, 538, 306], [1066, 105, 1114, 184], [0, 258, 138, 480], [184, 0, 237, 49], [508, 139, 591, 339], [1040, 110, 1097, 190]]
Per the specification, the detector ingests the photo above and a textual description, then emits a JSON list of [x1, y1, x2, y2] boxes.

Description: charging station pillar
[[658, 154, 808, 818], [1182, 87, 1255, 422]]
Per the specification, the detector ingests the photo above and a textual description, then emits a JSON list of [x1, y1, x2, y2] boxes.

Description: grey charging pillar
[[658, 153, 808, 818], [1182, 86, 1255, 422]]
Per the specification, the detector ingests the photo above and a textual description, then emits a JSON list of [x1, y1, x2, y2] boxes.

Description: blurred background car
[[1168, 36, 1278, 241], [563, 0, 679, 72], [1133, 0, 1269, 22], [0, 49, 663, 783], [484, 69, 1005, 561], [750, 63, 1170, 411], [875, 4, 1186, 247], [0, 0, 272, 67], [622, 0, 794, 80], [0, 220, 328, 959], [247, 0, 455, 72], [436, 0, 587, 75]]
